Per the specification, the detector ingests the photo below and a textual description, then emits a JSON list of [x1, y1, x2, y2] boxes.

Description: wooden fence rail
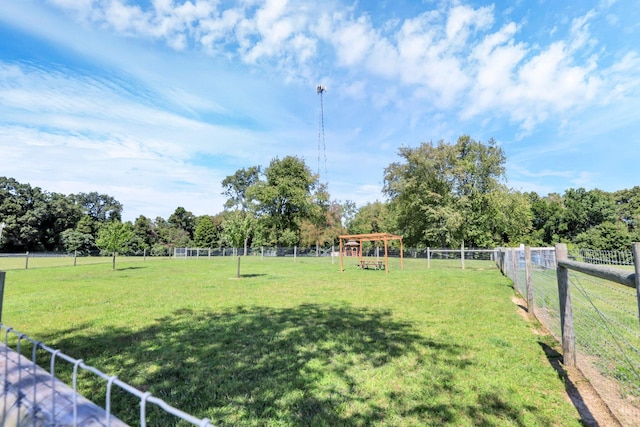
[[497, 243, 640, 426]]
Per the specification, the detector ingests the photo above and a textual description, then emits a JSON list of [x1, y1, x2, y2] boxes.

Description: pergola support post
[[338, 233, 403, 273]]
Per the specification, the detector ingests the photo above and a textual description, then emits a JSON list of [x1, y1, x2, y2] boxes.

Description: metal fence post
[[555, 243, 576, 367], [427, 247, 431, 269], [525, 246, 534, 316], [25, 251, 29, 269], [511, 248, 517, 289], [0, 271, 5, 323], [633, 242, 640, 330], [461, 241, 465, 270]]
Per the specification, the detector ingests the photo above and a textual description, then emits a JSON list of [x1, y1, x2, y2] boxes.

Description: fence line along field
[[3, 257, 591, 426]]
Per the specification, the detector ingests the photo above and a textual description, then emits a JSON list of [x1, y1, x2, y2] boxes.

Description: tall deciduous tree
[[60, 229, 94, 254], [194, 216, 218, 248], [222, 166, 261, 211], [575, 222, 634, 251], [614, 186, 640, 231], [0, 177, 82, 251], [168, 207, 196, 240], [348, 201, 395, 235], [248, 156, 316, 246], [486, 189, 533, 245], [563, 188, 617, 240], [527, 192, 566, 245], [72, 192, 123, 223], [383, 136, 514, 247]]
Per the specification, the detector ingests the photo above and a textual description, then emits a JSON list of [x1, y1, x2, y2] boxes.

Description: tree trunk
[[112, 252, 116, 270]]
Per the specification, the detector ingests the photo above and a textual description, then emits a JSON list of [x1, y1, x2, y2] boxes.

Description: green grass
[[2, 257, 584, 426]]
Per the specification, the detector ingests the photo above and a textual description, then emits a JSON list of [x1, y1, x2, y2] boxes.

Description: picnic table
[[359, 260, 384, 270]]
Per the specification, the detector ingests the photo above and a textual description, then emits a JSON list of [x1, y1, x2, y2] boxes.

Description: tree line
[[2, 136, 639, 255]]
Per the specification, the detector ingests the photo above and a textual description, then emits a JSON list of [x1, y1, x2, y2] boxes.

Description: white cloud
[[40, 1, 639, 133], [445, 4, 494, 46], [3, 0, 640, 213], [331, 15, 375, 67]]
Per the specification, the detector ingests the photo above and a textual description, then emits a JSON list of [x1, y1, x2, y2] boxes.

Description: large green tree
[[194, 216, 219, 248], [155, 215, 191, 250], [222, 166, 261, 211], [72, 192, 123, 223], [527, 192, 566, 245], [384, 140, 458, 247], [348, 201, 395, 235], [221, 167, 262, 253], [485, 189, 533, 245], [168, 207, 196, 240], [0, 177, 83, 251], [574, 222, 636, 251], [563, 188, 617, 240], [248, 156, 316, 246], [60, 229, 94, 254], [614, 186, 640, 231], [528, 188, 620, 246], [383, 136, 518, 247]]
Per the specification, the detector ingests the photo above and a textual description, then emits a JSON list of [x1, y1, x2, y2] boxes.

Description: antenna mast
[[316, 84, 327, 184]]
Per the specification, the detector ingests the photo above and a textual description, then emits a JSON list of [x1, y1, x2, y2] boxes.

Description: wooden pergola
[[338, 232, 404, 274]]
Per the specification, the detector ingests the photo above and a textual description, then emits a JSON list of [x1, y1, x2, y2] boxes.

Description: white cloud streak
[[40, 0, 639, 132]]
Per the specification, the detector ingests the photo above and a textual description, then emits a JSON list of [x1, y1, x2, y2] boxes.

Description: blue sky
[[1, 0, 639, 222]]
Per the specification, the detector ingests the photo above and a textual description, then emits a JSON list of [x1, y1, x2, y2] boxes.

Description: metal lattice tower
[[316, 85, 327, 183]]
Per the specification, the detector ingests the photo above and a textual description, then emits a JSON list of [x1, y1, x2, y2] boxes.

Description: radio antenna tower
[[316, 84, 328, 184]]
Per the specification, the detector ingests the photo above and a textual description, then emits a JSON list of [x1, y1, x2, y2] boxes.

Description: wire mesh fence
[[0, 324, 215, 427], [173, 246, 336, 258], [499, 246, 640, 427], [573, 249, 635, 266], [0, 252, 165, 271]]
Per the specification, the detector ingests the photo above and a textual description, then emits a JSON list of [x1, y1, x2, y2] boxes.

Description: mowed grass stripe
[[3, 257, 582, 426]]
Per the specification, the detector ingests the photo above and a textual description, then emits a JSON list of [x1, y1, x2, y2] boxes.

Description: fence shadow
[[33, 304, 545, 426], [538, 341, 601, 427]]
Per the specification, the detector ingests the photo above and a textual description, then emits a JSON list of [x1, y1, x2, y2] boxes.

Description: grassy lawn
[[2, 257, 584, 426]]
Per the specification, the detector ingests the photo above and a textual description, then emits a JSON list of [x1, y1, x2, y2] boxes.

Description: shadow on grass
[[116, 266, 147, 271], [539, 341, 599, 426], [35, 305, 541, 426]]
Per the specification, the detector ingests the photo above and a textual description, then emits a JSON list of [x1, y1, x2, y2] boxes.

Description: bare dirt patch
[[511, 295, 621, 427]]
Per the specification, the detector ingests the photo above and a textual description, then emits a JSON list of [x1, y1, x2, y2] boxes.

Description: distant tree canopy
[[2, 139, 640, 253], [0, 177, 81, 251]]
